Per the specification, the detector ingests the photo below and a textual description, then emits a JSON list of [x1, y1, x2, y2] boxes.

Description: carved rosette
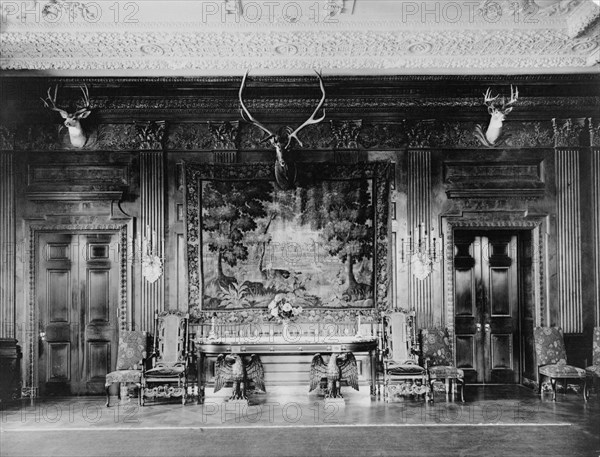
[[552, 118, 586, 148], [135, 121, 166, 150]]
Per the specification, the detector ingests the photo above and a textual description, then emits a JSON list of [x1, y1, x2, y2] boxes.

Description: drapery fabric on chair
[[382, 312, 429, 402], [420, 327, 464, 402], [140, 311, 192, 406], [105, 330, 148, 406], [585, 327, 600, 399], [533, 326, 586, 402]]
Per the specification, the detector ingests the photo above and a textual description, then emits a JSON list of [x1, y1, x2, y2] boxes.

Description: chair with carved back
[[585, 327, 600, 400], [140, 311, 192, 406], [534, 326, 586, 402], [420, 327, 465, 402], [381, 312, 429, 402], [534, 326, 587, 402], [105, 330, 148, 406]]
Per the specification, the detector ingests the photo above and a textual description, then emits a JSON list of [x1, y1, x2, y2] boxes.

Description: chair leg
[[582, 378, 588, 403], [105, 384, 111, 407], [550, 378, 557, 401], [458, 379, 465, 403]]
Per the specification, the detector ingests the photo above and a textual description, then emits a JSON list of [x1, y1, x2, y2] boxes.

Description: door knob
[[484, 323, 491, 332], [476, 323, 481, 332], [39, 332, 46, 341]]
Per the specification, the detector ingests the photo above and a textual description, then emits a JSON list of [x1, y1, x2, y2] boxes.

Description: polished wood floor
[[1, 385, 598, 456]]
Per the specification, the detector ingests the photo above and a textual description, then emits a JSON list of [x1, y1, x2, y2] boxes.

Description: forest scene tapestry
[[185, 162, 391, 321]]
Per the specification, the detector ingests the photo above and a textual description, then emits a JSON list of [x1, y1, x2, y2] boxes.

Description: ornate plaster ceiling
[[1, 0, 599, 75]]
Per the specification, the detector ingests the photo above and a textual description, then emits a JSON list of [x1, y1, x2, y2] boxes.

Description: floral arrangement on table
[[267, 293, 303, 323]]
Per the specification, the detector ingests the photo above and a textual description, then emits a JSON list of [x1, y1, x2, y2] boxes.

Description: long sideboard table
[[195, 337, 378, 403]]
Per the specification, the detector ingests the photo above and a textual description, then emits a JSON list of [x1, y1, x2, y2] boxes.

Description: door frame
[[441, 214, 549, 384], [22, 222, 132, 399]]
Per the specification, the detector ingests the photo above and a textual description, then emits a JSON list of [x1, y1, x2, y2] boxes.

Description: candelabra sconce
[[401, 223, 442, 281], [142, 225, 163, 283]]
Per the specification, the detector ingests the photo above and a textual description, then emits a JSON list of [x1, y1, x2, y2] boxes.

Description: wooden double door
[[453, 231, 527, 384], [37, 232, 119, 395]]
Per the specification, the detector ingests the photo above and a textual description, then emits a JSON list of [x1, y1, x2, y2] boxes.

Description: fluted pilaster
[[137, 121, 166, 331], [553, 118, 584, 333], [589, 118, 600, 326], [0, 149, 15, 338], [407, 149, 434, 328]]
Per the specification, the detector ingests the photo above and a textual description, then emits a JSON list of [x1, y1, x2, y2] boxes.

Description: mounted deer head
[[41, 85, 92, 148], [474, 85, 519, 147], [239, 71, 326, 190]]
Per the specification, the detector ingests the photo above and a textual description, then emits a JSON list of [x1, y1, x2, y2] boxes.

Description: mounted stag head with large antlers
[[473, 85, 519, 147], [41, 85, 92, 148], [239, 71, 326, 190]]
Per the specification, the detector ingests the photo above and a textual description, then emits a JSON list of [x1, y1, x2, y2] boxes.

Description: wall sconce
[[401, 222, 442, 281], [142, 225, 163, 283]]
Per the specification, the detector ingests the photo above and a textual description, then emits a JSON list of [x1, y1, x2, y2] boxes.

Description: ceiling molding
[[1, 0, 599, 76]]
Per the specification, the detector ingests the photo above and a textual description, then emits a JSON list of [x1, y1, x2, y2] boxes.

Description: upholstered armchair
[[382, 312, 429, 402], [533, 326, 586, 402], [105, 330, 148, 407], [584, 327, 600, 400], [140, 311, 192, 406], [420, 328, 465, 402]]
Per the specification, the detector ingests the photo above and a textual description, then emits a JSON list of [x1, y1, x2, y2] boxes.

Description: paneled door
[[453, 231, 520, 383], [38, 233, 119, 395]]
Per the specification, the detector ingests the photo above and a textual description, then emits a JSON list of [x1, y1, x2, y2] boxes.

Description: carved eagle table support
[[214, 353, 265, 402], [309, 352, 359, 400]]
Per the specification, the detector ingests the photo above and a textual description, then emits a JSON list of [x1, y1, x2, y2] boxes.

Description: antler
[[239, 71, 276, 140], [41, 85, 68, 116], [286, 70, 326, 148], [483, 88, 499, 107], [73, 84, 91, 116], [505, 85, 519, 107]]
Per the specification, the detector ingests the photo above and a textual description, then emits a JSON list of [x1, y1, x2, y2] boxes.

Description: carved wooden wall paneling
[[0, 151, 15, 339], [408, 149, 434, 328], [590, 118, 600, 326], [553, 118, 584, 333]]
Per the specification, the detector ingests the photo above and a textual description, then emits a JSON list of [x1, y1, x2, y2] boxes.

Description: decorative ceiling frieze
[[1, 0, 598, 75]]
